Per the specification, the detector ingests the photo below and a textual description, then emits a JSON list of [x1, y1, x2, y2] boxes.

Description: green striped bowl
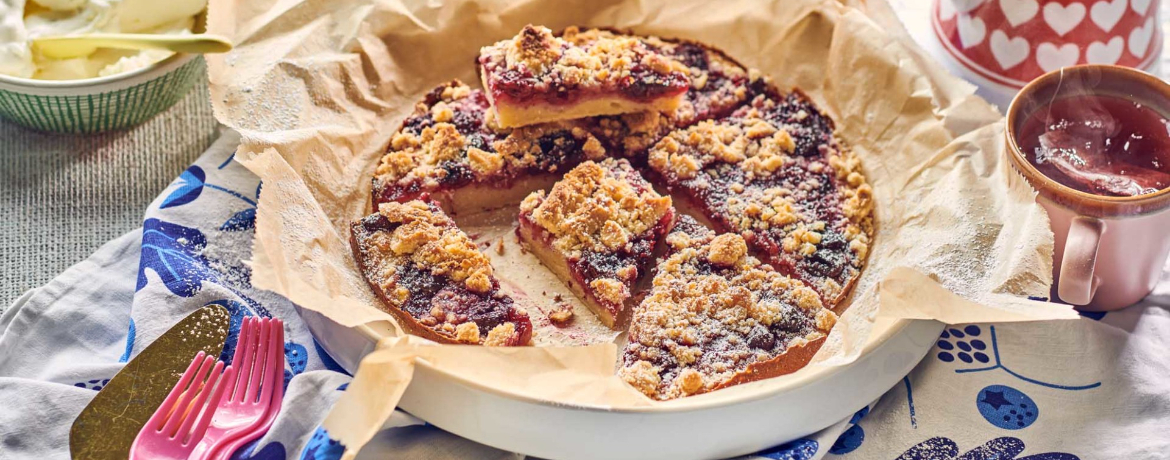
[[0, 53, 203, 134]]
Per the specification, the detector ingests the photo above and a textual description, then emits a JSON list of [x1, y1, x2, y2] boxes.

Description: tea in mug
[[1019, 95, 1170, 197]]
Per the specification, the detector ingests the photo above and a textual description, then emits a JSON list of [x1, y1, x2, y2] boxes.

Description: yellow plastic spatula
[[33, 33, 232, 59]]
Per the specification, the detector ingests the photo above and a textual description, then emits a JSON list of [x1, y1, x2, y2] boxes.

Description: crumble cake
[[351, 200, 533, 346], [517, 158, 675, 328], [646, 89, 874, 307], [619, 216, 837, 400], [570, 28, 760, 159], [478, 25, 691, 128], [372, 80, 607, 214]]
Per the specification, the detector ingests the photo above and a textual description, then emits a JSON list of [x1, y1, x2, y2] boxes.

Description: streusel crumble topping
[[373, 80, 606, 206], [374, 200, 495, 294], [620, 216, 836, 400], [479, 25, 690, 104], [646, 89, 873, 305], [351, 200, 533, 346], [519, 158, 672, 257]]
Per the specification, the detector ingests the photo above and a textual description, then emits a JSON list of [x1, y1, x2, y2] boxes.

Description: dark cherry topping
[[619, 215, 835, 400], [646, 90, 873, 305], [351, 202, 532, 346]]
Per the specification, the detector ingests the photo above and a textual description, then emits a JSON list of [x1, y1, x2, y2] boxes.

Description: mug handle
[[1058, 216, 1104, 305]]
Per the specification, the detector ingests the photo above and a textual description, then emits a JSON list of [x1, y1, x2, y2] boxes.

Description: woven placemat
[[0, 75, 221, 310]]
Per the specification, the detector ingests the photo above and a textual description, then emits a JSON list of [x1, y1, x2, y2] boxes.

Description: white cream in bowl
[[0, 0, 206, 80]]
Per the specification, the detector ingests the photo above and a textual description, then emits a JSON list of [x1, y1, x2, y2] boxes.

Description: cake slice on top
[[351, 200, 533, 346], [478, 25, 690, 128], [517, 158, 675, 328], [619, 216, 837, 400]]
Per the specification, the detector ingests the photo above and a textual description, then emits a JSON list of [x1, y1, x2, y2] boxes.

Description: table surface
[[0, 77, 220, 310], [1, 2, 1167, 311]]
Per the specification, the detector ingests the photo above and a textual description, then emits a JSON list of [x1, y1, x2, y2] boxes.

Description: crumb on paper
[[548, 303, 575, 327], [496, 236, 505, 255]]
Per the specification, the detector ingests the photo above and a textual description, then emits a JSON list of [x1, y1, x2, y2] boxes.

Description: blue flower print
[[118, 319, 136, 363], [206, 300, 262, 364], [228, 440, 286, 460], [161, 166, 206, 209], [757, 439, 818, 460], [138, 219, 217, 297], [829, 424, 864, 455], [221, 208, 257, 231], [896, 437, 1078, 460], [301, 427, 344, 460], [830, 406, 870, 454]]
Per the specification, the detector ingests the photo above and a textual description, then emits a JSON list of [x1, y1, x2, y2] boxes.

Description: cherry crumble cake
[[517, 158, 675, 328], [620, 216, 838, 400], [647, 89, 874, 307], [478, 25, 691, 127], [351, 200, 533, 346], [372, 80, 607, 214], [354, 25, 873, 394]]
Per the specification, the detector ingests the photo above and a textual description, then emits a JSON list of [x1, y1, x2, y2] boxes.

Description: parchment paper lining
[[206, 0, 1078, 455]]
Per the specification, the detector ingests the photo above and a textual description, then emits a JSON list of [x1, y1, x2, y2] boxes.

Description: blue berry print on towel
[[935, 325, 1101, 391], [977, 385, 1038, 430], [284, 342, 308, 388]]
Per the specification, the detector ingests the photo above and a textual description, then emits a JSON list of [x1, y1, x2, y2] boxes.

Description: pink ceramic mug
[[1006, 65, 1170, 311]]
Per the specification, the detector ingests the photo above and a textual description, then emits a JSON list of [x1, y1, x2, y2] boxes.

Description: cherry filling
[[619, 217, 825, 399], [664, 42, 752, 123], [734, 91, 836, 159], [650, 91, 860, 304], [486, 63, 689, 106], [354, 214, 532, 346]]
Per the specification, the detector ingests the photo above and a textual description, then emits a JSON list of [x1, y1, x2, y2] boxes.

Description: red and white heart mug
[[931, 0, 1162, 108]]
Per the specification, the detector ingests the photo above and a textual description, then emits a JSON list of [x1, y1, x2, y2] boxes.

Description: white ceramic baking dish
[[300, 306, 942, 460]]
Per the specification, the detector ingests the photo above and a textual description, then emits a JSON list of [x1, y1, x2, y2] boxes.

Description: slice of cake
[[646, 89, 874, 307], [372, 80, 607, 214], [576, 33, 760, 160], [619, 216, 837, 400], [517, 158, 675, 328], [351, 200, 532, 346], [477, 25, 690, 128]]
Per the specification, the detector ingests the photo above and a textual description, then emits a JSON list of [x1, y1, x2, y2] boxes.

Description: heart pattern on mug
[[1131, 0, 1153, 15], [958, 14, 988, 48], [1087, 36, 1124, 64], [990, 30, 1030, 69], [952, 0, 988, 13], [1090, 0, 1127, 32], [1000, 0, 1039, 26], [1129, 17, 1155, 57], [1036, 42, 1080, 71], [1043, 2, 1087, 36], [933, 0, 1158, 88]]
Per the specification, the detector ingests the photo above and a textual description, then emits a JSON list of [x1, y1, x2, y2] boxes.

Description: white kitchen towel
[[1, 132, 1168, 460]]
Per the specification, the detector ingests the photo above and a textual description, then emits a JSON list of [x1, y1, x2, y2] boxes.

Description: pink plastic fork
[[191, 317, 286, 460], [129, 351, 235, 460]]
